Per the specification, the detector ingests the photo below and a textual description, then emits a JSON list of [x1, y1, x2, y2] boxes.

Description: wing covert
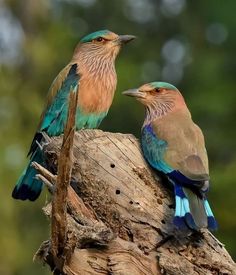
[[28, 63, 79, 157]]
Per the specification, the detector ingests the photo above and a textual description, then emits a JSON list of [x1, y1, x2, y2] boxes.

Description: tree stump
[[35, 130, 236, 275]]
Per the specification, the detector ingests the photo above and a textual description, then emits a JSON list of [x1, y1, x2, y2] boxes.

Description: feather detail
[[151, 110, 209, 178], [37, 64, 73, 131], [173, 183, 197, 230], [182, 187, 208, 229], [168, 170, 209, 194], [12, 148, 44, 201], [141, 124, 173, 174], [76, 52, 117, 114], [173, 185, 217, 231]]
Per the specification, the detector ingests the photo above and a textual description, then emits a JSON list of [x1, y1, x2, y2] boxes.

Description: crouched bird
[[12, 30, 135, 201], [123, 82, 217, 231]]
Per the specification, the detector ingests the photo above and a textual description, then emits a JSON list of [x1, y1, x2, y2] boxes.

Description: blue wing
[[28, 63, 79, 157], [141, 124, 173, 174], [40, 63, 79, 135]]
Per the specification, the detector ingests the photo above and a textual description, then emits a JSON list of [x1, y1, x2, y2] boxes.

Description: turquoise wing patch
[[141, 124, 173, 173], [41, 63, 79, 136]]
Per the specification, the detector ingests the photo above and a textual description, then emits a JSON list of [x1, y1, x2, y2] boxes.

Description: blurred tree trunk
[[35, 130, 236, 275]]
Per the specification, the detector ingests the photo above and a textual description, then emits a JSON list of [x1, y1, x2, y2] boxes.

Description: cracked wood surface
[[51, 88, 78, 262], [38, 130, 236, 275]]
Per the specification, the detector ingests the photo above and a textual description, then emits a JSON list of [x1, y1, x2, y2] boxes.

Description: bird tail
[[173, 184, 217, 231], [12, 149, 43, 201]]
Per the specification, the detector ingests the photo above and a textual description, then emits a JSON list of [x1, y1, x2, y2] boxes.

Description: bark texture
[[35, 130, 236, 275]]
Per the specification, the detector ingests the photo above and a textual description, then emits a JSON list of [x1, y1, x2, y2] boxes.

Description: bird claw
[[36, 132, 51, 151], [31, 161, 57, 194], [207, 231, 225, 247], [35, 174, 55, 194], [41, 131, 51, 143], [36, 140, 43, 151]]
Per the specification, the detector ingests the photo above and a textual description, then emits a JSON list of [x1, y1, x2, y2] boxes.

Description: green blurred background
[[0, 0, 235, 274]]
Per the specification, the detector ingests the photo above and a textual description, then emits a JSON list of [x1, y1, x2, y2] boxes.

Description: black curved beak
[[118, 35, 136, 44]]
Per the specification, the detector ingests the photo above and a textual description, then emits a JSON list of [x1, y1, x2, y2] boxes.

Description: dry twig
[[51, 87, 78, 267]]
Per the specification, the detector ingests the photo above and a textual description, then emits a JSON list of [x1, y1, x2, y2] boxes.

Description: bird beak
[[122, 89, 146, 99], [117, 35, 136, 45]]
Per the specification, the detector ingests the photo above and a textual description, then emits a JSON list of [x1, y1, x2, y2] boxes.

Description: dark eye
[[155, 88, 160, 93], [95, 37, 105, 42]]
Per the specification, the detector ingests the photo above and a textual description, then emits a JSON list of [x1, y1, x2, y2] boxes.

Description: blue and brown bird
[[123, 82, 217, 231], [12, 30, 135, 201]]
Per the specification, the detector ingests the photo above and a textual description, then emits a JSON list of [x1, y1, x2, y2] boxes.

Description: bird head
[[73, 30, 136, 61], [123, 82, 186, 117]]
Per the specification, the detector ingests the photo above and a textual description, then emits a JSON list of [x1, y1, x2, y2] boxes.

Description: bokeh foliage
[[0, 0, 235, 274]]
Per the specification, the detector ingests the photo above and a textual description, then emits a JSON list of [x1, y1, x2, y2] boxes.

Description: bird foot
[[36, 174, 55, 194], [31, 161, 57, 194], [207, 231, 225, 248]]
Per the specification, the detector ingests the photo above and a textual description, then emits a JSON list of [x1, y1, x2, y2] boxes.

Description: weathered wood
[[35, 130, 236, 275], [51, 87, 78, 266]]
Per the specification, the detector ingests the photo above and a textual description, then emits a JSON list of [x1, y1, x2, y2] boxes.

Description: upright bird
[[123, 82, 217, 231], [13, 30, 135, 201]]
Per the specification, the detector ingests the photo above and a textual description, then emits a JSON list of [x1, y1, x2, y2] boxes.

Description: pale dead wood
[[44, 86, 78, 271], [35, 130, 236, 275]]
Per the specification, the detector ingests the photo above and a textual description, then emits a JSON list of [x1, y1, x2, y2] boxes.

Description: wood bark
[[50, 88, 78, 262], [35, 130, 236, 275]]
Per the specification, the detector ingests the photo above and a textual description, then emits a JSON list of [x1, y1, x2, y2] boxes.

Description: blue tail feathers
[[173, 184, 217, 231], [12, 149, 44, 201], [173, 184, 198, 230], [204, 199, 218, 230]]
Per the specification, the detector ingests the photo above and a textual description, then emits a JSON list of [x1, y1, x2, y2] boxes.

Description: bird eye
[[155, 88, 160, 93], [94, 37, 105, 42]]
